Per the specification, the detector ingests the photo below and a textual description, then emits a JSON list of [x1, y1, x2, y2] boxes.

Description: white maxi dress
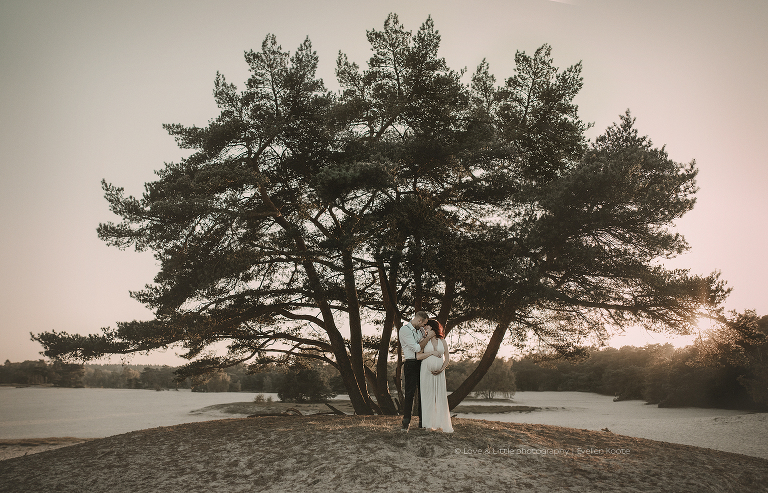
[[419, 338, 453, 432]]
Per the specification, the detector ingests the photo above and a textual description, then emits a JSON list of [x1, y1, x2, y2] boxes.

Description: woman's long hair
[[425, 319, 444, 339]]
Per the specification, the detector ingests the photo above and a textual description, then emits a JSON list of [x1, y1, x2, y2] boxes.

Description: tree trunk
[[302, 257, 373, 414], [304, 255, 372, 414], [259, 181, 373, 415], [374, 262, 400, 414], [413, 233, 424, 312], [327, 330, 374, 414], [437, 279, 455, 327], [364, 378, 389, 415], [342, 251, 368, 405], [371, 318, 398, 414], [447, 316, 512, 410]]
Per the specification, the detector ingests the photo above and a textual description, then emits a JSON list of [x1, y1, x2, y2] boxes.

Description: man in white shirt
[[398, 311, 434, 431]]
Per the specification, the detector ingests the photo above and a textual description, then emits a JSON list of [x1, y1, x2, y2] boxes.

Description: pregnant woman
[[416, 319, 453, 433]]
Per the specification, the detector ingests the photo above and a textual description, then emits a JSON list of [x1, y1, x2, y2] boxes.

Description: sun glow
[[607, 324, 708, 349]]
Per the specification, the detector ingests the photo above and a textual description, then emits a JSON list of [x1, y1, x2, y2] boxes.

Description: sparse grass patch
[[194, 400, 355, 416]]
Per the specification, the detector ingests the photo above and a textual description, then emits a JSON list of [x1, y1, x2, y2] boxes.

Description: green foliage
[[446, 358, 516, 398], [0, 360, 85, 388], [197, 371, 231, 392], [512, 311, 768, 410], [1, 360, 52, 385], [684, 310, 768, 407], [277, 363, 337, 403], [1, 361, 189, 390], [473, 358, 516, 398], [137, 366, 183, 390]]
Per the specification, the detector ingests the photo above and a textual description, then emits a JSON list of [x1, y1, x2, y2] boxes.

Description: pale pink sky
[[1, 0, 766, 365]]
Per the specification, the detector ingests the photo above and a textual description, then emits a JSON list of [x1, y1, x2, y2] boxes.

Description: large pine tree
[[34, 14, 728, 415]]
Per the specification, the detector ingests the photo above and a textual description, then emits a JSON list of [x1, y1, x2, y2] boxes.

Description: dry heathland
[[1, 415, 767, 493]]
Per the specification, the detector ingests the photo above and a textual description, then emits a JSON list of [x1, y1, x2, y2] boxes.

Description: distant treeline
[[4, 311, 765, 409], [0, 359, 347, 395], [514, 311, 768, 410], [0, 356, 515, 402], [0, 361, 190, 390]]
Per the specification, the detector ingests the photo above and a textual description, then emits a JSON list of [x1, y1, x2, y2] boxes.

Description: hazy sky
[[1, 0, 766, 366]]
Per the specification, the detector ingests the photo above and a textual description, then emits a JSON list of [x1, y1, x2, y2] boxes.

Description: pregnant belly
[[423, 355, 443, 372]]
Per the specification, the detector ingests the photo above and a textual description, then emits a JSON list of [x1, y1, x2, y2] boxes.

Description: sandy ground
[[0, 437, 93, 462], [471, 392, 768, 460], [1, 416, 767, 493]]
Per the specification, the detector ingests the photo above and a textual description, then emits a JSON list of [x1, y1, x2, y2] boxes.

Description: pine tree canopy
[[33, 14, 730, 415]]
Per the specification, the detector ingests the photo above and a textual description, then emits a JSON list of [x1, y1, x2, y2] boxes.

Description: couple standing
[[399, 311, 453, 433]]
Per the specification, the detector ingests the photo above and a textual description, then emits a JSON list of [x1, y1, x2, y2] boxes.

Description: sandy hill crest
[[1, 416, 766, 492]]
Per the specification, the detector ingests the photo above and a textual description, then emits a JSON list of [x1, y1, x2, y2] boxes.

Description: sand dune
[[1, 416, 766, 492]]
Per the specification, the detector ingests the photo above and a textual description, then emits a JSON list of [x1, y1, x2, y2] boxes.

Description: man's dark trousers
[[402, 359, 422, 429]]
